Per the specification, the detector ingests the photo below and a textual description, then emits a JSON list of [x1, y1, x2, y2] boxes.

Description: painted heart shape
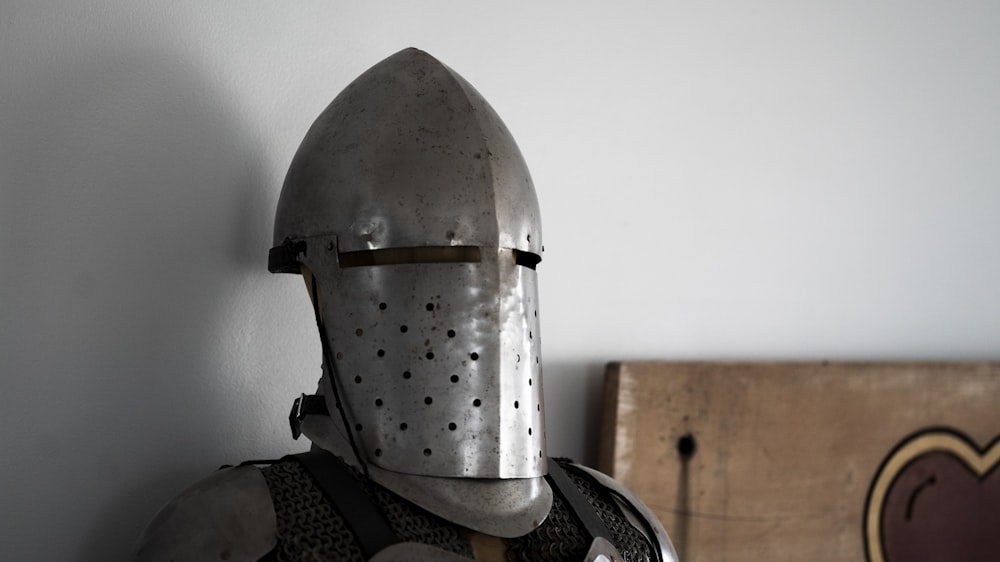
[[865, 428, 1000, 562]]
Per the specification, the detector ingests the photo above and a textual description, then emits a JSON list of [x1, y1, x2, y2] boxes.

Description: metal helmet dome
[[271, 47, 541, 258]]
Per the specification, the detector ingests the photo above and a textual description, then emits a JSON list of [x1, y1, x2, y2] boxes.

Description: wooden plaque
[[599, 362, 1000, 561]]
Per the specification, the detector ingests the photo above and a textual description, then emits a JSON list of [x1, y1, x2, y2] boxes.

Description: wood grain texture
[[598, 362, 1000, 561]]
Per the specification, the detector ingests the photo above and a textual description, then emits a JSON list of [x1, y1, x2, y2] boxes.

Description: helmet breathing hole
[[450, 374, 459, 383], [355, 328, 363, 337], [354, 375, 362, 384], [424, 396, 433, 405], [375, 448, 382, 457], [426, 303, 434, 311], [400, 325, 408, 333], [400, 422, 408, 430], [426, 352, 434, 360], [470, 352, 479, 361], [529, 427, 532, 435], [447, 329, 456, 338], [529, 378, 533, 386], [423, 448, 432, 457], [473, 398, 482, 407], [375, 398, 383, 407], [448, 422, 457, 431], [514, 401, 519, 409], [377, 349, 385, 357], [379, 302, 387, 310], [354, 423, 362, 431], [403, 371, 412, 379]]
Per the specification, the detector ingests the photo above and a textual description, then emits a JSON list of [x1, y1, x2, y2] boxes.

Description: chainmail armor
[[260, 459, 472, 561], [260, 461, 364, 561], [506, 460, 653, 562], [259, 457, 651, 561]]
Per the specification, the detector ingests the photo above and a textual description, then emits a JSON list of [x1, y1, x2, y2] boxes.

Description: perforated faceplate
[[303, 236, 545, 479]]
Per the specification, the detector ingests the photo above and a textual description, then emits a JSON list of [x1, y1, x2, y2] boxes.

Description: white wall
[[2, 1, 998, 559]]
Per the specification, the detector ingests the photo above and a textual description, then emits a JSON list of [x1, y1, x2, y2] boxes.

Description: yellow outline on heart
[[865, 430, 1000, 562]]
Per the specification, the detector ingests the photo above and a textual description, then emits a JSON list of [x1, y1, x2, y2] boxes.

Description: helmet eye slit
[[338, 246, 481, 268]]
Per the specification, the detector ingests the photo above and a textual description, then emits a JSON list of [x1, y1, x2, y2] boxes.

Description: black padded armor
[[259, 456, 653, 561]]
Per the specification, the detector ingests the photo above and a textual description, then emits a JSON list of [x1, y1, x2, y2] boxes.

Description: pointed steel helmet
[[270, 48, 546, 479]]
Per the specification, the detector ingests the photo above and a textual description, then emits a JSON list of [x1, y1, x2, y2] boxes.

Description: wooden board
[[598, 362, 1000, 561]]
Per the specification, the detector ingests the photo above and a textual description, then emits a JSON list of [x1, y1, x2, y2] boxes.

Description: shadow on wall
[[0, 46, 268, 560], [543, 360, 610, 467]]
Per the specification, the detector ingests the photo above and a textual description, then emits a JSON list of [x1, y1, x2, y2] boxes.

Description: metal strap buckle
[[288, 393, 330, 440]]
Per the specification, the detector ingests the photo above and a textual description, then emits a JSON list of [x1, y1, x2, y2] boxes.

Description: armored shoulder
[[572, 464, 679, 562], [132, 465, 277, 562]]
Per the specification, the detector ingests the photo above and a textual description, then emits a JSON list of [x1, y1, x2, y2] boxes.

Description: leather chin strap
[[286, 450, 399, 560], [545, 460, 615, 543], [288, 393, 329, 440]]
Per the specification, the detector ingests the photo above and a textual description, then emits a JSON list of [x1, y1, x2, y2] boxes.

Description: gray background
[[2, 1, 998, 559]]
